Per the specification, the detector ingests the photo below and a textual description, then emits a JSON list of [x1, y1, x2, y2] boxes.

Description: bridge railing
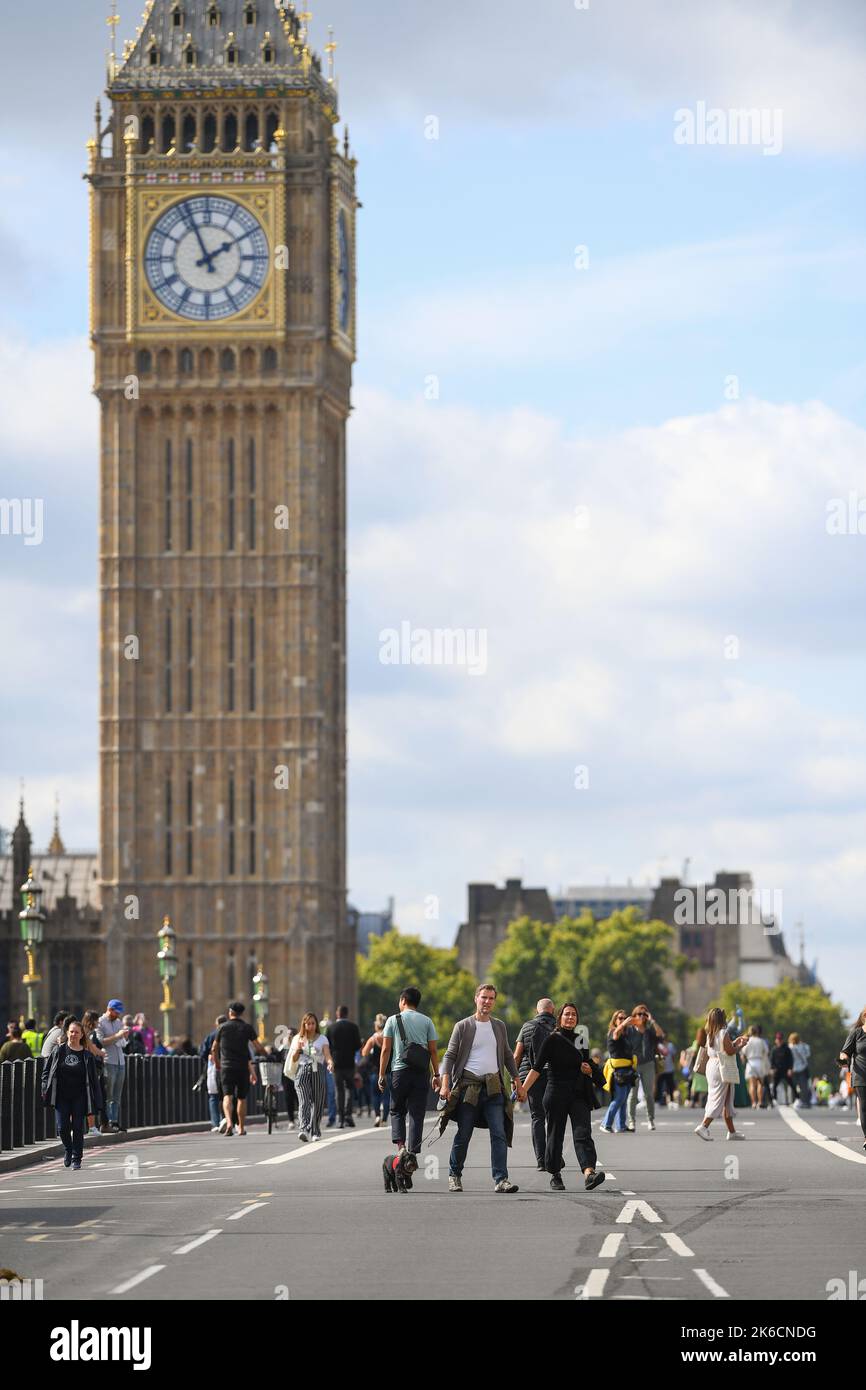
[[0, 1055, 260, 1153]]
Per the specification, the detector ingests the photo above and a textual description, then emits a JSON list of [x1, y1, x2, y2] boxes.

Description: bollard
[[34, 1058, 46, 1142], [22, 1060, 35, 1146], [10, 1062, 24, 1148], [0, 1065, 11, 1151]]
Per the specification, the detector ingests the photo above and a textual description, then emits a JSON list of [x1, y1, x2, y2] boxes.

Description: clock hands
[[195, 239, 235, 270]]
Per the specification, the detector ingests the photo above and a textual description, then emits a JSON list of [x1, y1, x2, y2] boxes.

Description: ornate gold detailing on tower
[[107, 0, 120, 81]]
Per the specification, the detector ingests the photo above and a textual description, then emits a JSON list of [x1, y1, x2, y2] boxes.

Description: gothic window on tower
[[185, 608, 194, 713], [164, 439, 173, 551], [247, 438, 256, 551], [185, 439, 194, 551], [183, 42, 196, 69], [222, 111, 238, 152], [248, 611, 256, 712], [141, 113, 155, 152], [226, 37, 239, 67], [227, 438, 236, 551], [147, 39, 160, 67], [262, 37, 274, 64], [137, 349, 152, 376], [207, 3, 221, 27], [165, 775, 174, 877], [262, 347, 277, 374], [164, 608, 173, 713], [202, 112, 217, 153], [185, 772, 194, 875], [227, 953, 235, 1000], [162, 113, 176, 154], [227, 609, 236, 711], [244, 111, 259, 151], [181, 112, 196, 151], [248, 774, 256, 874], [171, 3, 184, 27], [265, 110, 279, 151], [180, 347, 194, 375], [244, 2, 257, 25], [227, 776, 236, 876], [221, 347, 236, 374]]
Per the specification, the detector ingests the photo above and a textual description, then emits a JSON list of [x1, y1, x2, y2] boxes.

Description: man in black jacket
[[327, 1007, 362, 1128], [513, 999, 556, 1170]]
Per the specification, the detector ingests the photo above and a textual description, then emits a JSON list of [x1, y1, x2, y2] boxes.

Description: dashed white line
[[174, 1229, 222, 1254], [226, 1201, 268, 1220], [599, 1233, 624, 1258], [695, 1267, 731, 1298], [576, 1268, 610, 1298], [110, 1265, 165, 1295], [660, 1232, 695, 1257], [257, 1127, 379, 1165]]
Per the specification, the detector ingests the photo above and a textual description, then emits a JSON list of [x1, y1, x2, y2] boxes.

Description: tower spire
[[325, 25, 336, 85], [107, 0, 120, 81], [47, 793, 66, 857]]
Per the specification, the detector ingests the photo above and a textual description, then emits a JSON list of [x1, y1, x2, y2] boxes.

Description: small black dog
[[382, 1149, 419, 1193]]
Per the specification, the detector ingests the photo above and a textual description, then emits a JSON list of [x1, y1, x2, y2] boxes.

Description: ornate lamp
[[157, 914, 178, 1044], [252, 965, 269, 1044], [18, 867, 45, 1022]]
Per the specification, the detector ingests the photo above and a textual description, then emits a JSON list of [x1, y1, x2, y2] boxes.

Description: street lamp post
[[19, 867, 45, 1023], [157, 915, 178, 1044], [252, 965, 269, 1044]]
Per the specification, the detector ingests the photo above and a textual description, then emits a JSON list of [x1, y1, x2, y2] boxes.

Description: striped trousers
[[296, 1064, 327, 1138]]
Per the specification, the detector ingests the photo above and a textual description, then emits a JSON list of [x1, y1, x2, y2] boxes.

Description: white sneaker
[[286, 1121, 296, 1130], [727, 1131, 745, 1141], [311, 1134, 321, 1142], [218, 1118, 228, 1133], [694, 1124, 712, 1141], [598, 1125, 613, 1133], [648, 1120, 656, 1131], [210, 1125, 221, 1133]]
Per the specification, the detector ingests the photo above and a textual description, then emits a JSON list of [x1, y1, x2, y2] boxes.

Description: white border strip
[[777, 1104, 866, 1165]]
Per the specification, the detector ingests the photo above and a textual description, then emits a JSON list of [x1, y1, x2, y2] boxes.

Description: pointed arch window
[[179, 347, 194, 374], [226, 33, 239, 66], [147, 38, 160, 67], [184, 438, 194, 551], [164, 439, 173, 551], [247, 437, 257, 551], [227, 437, 236, 551], [183, 39, 196, 68], [202, 112, 217, 153], [207, 3, 221, 27], [261, 33, 275, 64], [165, 774, 174, 877], [170, 2, 184, 27], [244, 2, 257, 25], [227, 608, 236, 711], [185, 771, 194, 875], [227, 776, 236, 876]]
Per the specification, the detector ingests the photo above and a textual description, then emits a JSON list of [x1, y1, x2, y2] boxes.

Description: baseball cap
[[107, 999, 124, 1011]]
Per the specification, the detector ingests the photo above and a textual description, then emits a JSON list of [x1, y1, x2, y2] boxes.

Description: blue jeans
[[103, 1064, 125, 1125], [370, 1072, 391, 1120], [603, 1080, 630, 1132], [208, 1094, 221, 1127], [326, 1068, 337, 1122], [449, 1087, 508, 1184]]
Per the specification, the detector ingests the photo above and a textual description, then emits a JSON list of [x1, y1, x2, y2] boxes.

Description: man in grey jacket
[[440, 983, 526, 1193], [513, 998, 556, 1171]]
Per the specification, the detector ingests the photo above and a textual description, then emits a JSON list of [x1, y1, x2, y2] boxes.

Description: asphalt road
[[1, 1101, 863, 1302]]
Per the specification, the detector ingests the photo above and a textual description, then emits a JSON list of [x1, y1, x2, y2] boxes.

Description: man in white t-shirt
[[440, 984, 525, 1193]]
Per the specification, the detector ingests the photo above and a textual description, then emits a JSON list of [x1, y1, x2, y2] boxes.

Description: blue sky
[[2, 0, 866, 1017]]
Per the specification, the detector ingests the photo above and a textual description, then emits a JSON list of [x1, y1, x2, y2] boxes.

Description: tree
[[489, 907, 688, 1045], [712, 979, 849, 1078], [356, 930, 477, 1044]]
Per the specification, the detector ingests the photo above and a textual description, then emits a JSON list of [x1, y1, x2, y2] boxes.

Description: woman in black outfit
[[523, 1003, 607, 1192], [840, 1008, 866, 1149], [770, 1032, 794, 1105], [41, 1019, 103, 1170]]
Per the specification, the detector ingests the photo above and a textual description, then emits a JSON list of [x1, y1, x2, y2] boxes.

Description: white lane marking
[[778, 1104, 866, 1165], [622, 1190, 636, 1195], [599, 1233, 624, 1258], [661, 1231, 695, 1257], [110, 1265, 165, 1295], [257, 1127, 379, 1165], [616, 1200, 662, 1223], [631, 1257, 669, 1262], [623, 1275, 681, 1280], [174, 1229, 222, 1254], [29, 1177, 222, 1191], [695, 1268, 731, 1298], [227, 1201, 268, 1220], [576, 1269, 610, 1298]]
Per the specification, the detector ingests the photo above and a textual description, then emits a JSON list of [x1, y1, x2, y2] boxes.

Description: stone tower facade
[[87, 0, 357, 1039]]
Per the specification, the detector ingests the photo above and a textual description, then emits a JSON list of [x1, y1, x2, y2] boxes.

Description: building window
[[202, 112, 217, 153], [248, 611, 256, 712], [147, 41, 160, 66], [185, 608, 193, 713], [221, 347, 236, 373], [222, 111, 238, 152], [247, 437, 256, 551], [164, 609, 173, 713], [244, 2, 257, 24], [164, 439, 173, 551], [227, 437, 236, 551], [244, 110, 259, 151], [226, 42, 239, 66], [141, 113, 155, 151], [265, 110, 279, 150], [207, 3, 220, 26], [228, 777, 236, 876], [183, 42, 196, 68], [227, 953, 235, 999], [248, 775, 256, 874], [185, 438, 193, 551], [181, 112, 196, 150], [262, 347, 277, 373], [185, 772, 194, 875], [180, 347, 194, 374], [165, 775, 173, 877], [227, 610, 236, 712], [262, 42, 274, 64], [161, 113, 176, 153], [171, 3, 184, 26], [137, 349, 152, 375]]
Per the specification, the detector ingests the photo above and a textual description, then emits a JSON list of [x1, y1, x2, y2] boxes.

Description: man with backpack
[[379, 987, 439, 1157]]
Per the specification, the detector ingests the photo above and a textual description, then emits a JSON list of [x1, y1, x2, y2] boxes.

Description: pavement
[[0, 1101, 863, 1302]]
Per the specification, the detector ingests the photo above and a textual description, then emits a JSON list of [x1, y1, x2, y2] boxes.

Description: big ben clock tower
[[87, 0, 357, 1037]]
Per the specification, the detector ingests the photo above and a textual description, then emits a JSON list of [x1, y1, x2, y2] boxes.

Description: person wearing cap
[[97, 999, 130, 1132]]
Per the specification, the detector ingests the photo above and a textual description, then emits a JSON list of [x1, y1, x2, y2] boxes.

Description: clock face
[[144, 195, 270, 322], [337, 210, 350, 331]]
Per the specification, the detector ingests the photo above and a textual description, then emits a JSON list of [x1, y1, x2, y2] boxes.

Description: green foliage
[[356, 930, 477, 1044], [489, 908, 688, 1047], [708, 979, 849, 1078]]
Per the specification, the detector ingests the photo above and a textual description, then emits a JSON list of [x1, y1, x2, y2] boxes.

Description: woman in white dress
[[289, 1013, 333, 1142], [742, 1025, 771, 1108], [694, 1008, 749, 1142]]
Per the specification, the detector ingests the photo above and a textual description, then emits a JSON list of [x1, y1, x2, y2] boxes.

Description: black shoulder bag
[[395, 1014, 430, 1072]]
